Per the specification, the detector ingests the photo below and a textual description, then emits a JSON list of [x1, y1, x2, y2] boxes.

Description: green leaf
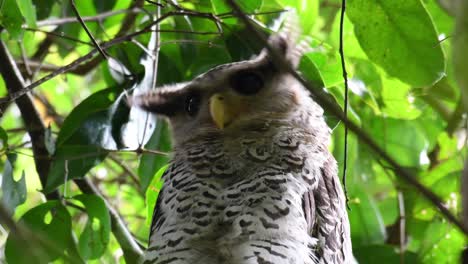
[[347, 0, 445, 87], [419, 221, 465, 263], [380, 75, 421, 120], [56, 89, 117, 146], [1, 154, 26, 213], [349, 185, 386, 246], [5, 201, 73, 263], [0, 0, 24, 39], [366, 117, 428, 167], [45, 145, 108, 193], [45, 87, 133, 192], [17, 0, 37, 27], [145, 165, 167, 226], [300, 43, 343, 88], [73, 194, 111, 260]]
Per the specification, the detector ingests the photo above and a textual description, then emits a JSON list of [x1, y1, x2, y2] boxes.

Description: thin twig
[[25, 28, 94, 46], [34, 7, 142, 27], [225, 0, 468, 235], [70, 0, 108, 59], [338, 0, 350, 210], [108, 154, 141, 188]]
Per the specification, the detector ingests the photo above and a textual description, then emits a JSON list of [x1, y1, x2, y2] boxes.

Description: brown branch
[[0, 40, 59, 200], [0, 38, 144, 261], [225, 0, 468, 235]]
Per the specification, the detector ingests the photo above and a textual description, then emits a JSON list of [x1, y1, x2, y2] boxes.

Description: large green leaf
[[17, 0, 37, 28], [419, 221, 465, 263], [300, 43, 343, 89], [366, 117, 428, 167], [347, 0, 445, 87], [5, 201, 74, 263], [1, 154, 26, 213], [73, 194, 111, 260], [0, 0, 24, 39], [45, 88, 129, 192], [349, 185, 386, 246]]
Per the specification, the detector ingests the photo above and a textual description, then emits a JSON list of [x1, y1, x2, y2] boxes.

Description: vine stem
[[338, 0, 350, 210]]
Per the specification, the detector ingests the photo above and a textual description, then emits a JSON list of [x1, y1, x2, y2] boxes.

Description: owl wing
[[302, 155, 351, 263]]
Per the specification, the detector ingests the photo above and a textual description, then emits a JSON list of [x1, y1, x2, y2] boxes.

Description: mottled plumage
[[131, 20, 352, 264]]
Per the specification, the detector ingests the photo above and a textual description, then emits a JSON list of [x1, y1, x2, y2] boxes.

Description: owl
[[130, 22, 353, 264]]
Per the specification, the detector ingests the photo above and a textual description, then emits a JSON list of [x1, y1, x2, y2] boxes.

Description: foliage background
[[0, 0, 466, 263]]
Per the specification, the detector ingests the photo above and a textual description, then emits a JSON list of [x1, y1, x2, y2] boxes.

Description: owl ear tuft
[[265, 10, 310, 69]]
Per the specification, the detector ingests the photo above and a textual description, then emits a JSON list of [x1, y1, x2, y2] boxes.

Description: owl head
[[129, 27, 315, 146]]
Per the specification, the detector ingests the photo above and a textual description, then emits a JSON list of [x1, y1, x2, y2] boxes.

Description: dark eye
[[230, 71, 264, 95], [185, 93, 201, 116]]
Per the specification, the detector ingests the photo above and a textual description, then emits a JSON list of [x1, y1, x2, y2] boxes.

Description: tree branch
[[0, 38, 144, 261], [225, 0, 468, 235], [0, 40, 59, 200]]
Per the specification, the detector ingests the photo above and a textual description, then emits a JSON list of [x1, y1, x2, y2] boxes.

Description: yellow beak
[[209, 93, 241, 129]]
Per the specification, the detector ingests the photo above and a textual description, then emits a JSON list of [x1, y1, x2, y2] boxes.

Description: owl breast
[[144, 126, 330, 264]]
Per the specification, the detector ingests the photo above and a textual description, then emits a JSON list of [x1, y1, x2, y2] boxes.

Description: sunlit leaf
[[347, 0, 445, 87], [5, 201, 73, 263], [366, 117, 428, 167], [17, 0, 37, 28], [73, 194, 111, 260], [0, 0, 24, 39]]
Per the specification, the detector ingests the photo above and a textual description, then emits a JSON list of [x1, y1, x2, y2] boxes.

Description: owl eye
[[185, 92, 201, 116], [230, 71, 264, 95]]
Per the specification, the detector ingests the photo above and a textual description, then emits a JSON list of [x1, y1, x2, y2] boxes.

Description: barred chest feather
[[144, 122, 334, 264]]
